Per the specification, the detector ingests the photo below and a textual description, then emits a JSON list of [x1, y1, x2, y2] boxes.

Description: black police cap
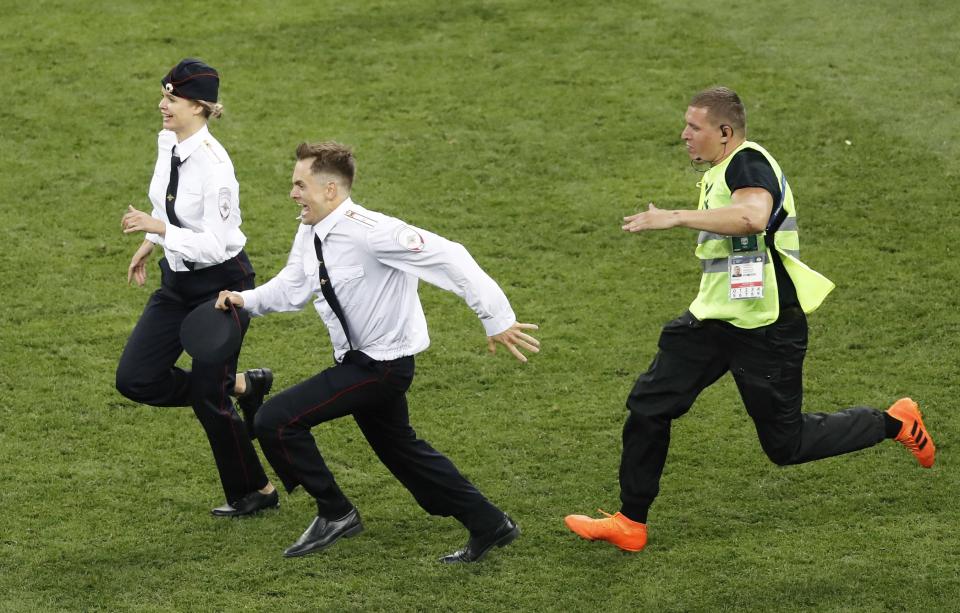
[[161, 58, 219, 102], [180, 298, 248, 363]]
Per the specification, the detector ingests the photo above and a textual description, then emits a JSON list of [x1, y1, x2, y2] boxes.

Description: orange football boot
[[887, 397, 935, 468], [564, 510, 648, 552]]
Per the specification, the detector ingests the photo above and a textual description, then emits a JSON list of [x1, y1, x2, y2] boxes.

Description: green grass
[[2, 0, 959, 610]]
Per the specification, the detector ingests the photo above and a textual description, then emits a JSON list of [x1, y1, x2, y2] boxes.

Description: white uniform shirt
[[145, 125, 246, 270], [239, 198, 516, 362]]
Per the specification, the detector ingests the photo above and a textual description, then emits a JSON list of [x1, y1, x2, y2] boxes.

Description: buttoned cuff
[[238, 289, 261, 316], [481, 311, 516, 337], [163, 224, 186, 253]]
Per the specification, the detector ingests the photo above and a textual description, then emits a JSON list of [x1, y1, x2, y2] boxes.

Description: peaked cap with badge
[[161, 58, 219, 102]]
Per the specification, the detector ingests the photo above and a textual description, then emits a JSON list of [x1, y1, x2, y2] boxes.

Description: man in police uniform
[[216, 141, 539, 562], [564, 86, 936, 553]]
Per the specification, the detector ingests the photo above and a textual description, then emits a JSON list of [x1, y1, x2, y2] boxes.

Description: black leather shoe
[[283, 508, 364, 558], [238, 368, 273, 439], [439, 514, 520, 563], [211, 489, 279, 517]]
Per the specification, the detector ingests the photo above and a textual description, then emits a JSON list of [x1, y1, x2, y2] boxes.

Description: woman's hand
[[122, 205, 165, 236], [127, 240, 154, 286]]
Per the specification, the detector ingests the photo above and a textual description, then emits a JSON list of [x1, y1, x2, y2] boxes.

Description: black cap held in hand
[[161, 58, 219, 102], [180, 298, 248, 363]]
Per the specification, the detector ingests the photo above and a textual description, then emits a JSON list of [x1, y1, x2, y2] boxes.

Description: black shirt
[[724, 148, 799, 309]]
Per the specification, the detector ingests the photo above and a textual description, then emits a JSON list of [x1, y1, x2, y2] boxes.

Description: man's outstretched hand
[[488, 322, 540, 363]]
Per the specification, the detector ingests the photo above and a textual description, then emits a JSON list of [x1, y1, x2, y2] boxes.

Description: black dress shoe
[[439, 514, 520, 563], [238, 368, 273, 439], [211, 489, 279, 517], [283, 508, 364, 558]]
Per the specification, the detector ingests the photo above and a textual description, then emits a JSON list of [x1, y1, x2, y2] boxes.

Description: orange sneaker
[[887, 397, 935, 468], [564, 510, 648, 552]]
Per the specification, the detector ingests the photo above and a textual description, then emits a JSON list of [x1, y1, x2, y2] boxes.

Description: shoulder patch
[[218, 188, 232, 219], [203, 140, 225, 164], [395, 225, 425, 252], [344, 209, 377, 229]]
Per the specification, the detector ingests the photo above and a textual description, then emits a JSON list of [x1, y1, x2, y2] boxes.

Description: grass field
[[2, 0, 959, 610]]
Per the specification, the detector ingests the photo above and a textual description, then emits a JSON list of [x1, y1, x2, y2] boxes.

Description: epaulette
[[202, 140, 225, 164], [344, 209, 377, 229]]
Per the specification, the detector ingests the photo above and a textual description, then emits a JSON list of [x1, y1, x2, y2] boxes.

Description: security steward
[[564, 86, 936, 553], [117, 58, 276, 517], [216, 141, 540, 562]]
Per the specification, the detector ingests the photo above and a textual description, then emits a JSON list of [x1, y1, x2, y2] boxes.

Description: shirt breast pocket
[[327, 264, 365, 307], [175, 188, 204, 221]]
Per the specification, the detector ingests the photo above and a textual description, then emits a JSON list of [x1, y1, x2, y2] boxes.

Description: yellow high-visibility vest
[[688, 141, 835, 328]]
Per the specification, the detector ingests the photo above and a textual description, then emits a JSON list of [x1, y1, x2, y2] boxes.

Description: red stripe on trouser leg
[[220, 364, 250, 488], [277, 378, 381, 489]]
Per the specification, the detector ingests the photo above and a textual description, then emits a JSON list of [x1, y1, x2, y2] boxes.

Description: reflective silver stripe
[[699, 218, 797, 245], [782, 249, 800, 259], [701, 258, 729, 273], [700, 252, 769, 273], [698, 231, 726, 244]]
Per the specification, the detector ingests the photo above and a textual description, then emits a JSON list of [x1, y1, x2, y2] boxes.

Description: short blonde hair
[[690, 86, 745, 133]]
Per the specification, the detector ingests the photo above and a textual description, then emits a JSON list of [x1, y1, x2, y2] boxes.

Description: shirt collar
[[175, 124, 211, 161], [312, 197, 355, 241]]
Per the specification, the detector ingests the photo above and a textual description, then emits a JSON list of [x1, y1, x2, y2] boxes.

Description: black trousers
[[254, 350, 502, 536], [619, 307, 886, 523], [116, 252, 269, 503]]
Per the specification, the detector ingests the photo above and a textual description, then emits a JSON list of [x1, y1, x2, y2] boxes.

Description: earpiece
[[720, 124, 730, 143]]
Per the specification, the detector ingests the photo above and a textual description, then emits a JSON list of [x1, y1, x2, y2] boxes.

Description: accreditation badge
[[729, 254, 765, 300]]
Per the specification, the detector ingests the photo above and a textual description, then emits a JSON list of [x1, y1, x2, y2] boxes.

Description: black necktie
[[166, 149, 182, 227], [313, 234, 353, 350], [165, 148, 194, 270]]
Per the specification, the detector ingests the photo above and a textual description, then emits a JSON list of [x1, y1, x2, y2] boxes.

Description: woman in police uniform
[[117, 58, 277, 517]]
